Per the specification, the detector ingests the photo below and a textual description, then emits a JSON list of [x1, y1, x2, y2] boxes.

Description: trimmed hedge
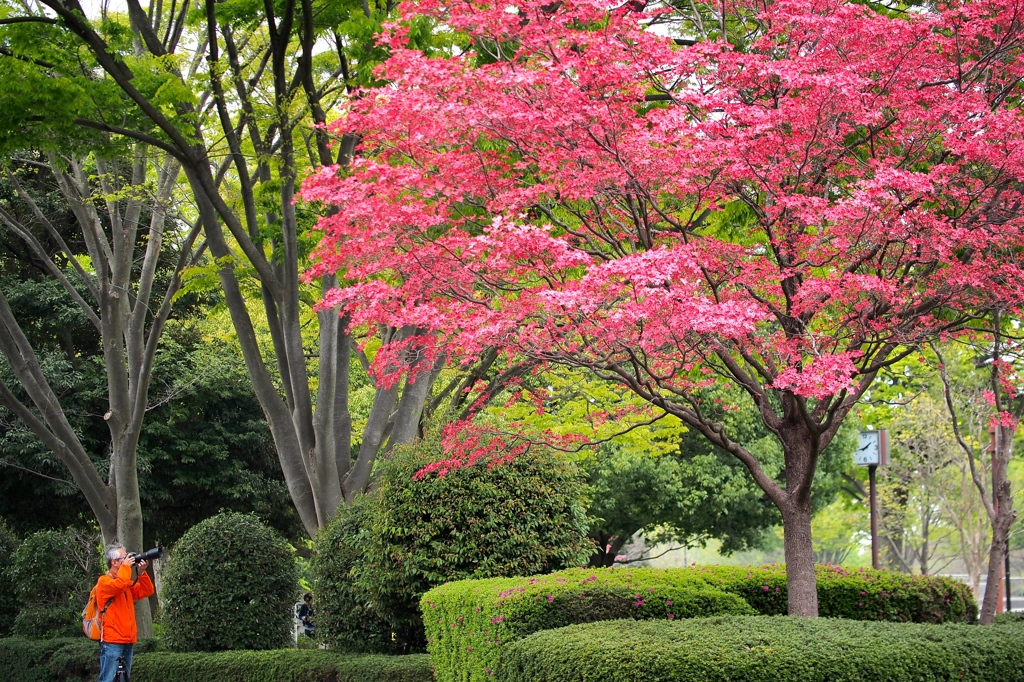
[[422, 568, 754, 682], [699, 564, 976, 622], [0, 638, 432, 682], [995, 610, 1024, 625], [422, 565, 977, 682], [0, 637, 100, 682], [163, 513, 298, 651], [131, 650, 433, 682], [500, 616, 1024, 682]]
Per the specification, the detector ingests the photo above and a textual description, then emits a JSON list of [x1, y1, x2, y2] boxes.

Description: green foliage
[[0, 637, 99, 681], [0, 520, 17, 636], [498, 371, 857, 563], [994, 611, 1024, 625], [309, 493, 394, 654], [0, 284, 299, 543], [422, 565, 977, 682], [137, 325, 303, 546], [500, 616, 1024, 682], [162, 513, 298, 652], [131, 649, 433, 682], [0, 637, 431, 682], [312, 439, 591, 654], [8, 528, 99, 638]]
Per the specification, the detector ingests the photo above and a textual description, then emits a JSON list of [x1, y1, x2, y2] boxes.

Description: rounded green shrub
[[0, 519, 19, 636], [9, 527, 100, 638], [312, 439, 591, 654], [162, 512, 298, 651]]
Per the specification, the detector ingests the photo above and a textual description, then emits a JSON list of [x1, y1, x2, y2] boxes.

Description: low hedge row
[[704, 564, 976, 622], [131, 650, 433, 682], [422, 569, 753, 682], [0, 637, 100, 682], [500, 616, 1024, 682], [0, 638, 432, 682], [421, 565, 977, 682]]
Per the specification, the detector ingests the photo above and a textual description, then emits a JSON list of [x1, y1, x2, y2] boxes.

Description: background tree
[[305, 0, 1024, 616], [1, 0, 523, 539], [0, 143, 201, 636], [934, 322, 1024, 624], [0, 305, 302, 546]]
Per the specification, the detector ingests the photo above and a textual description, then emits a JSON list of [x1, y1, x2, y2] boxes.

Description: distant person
[[298, 593, 315, 638], [93, 543, 154, 682]]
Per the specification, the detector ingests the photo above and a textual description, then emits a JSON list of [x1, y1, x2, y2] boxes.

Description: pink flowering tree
[[303, 0, 1024, 616]]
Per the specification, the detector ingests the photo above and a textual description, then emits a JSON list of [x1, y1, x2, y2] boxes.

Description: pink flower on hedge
[[666, 600, 673, 606], [763, 586, 770, 591], [491, 616, 505, 624], [547, 594, 554, 603], [667, 614, 675, 620]]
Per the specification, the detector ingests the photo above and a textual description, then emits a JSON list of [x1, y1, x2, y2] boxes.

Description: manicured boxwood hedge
[[422, 565, 977, 682], [995, 611, 1024, 624], [131, 650, 433, 682], [0, 638, 432, 682], [500, 616, 1024, 682], [422, 568, 755, 682]]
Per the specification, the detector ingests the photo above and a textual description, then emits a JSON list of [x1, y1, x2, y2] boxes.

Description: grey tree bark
[[0, 150, 200, 637], [31, 0, 451, 538]]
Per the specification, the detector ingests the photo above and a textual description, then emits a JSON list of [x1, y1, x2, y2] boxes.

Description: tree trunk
[[587, 534, 627, 568], [980, 421, 1016, 624], [780, 499, 818, 617]]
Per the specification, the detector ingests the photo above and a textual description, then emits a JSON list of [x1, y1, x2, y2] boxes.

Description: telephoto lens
[[128, 547, 164, 563]]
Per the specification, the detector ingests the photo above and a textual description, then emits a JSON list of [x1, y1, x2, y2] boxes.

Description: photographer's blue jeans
[[98, 642, 134, 682]]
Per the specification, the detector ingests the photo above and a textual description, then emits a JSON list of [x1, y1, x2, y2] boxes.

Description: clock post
[[856, 430, 889, 569]]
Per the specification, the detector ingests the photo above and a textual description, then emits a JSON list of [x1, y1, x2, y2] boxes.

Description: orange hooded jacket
[[93, 562, 155, 644]]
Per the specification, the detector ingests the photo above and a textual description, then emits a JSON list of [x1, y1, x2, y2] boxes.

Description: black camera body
[[128, 547, 164, 563]]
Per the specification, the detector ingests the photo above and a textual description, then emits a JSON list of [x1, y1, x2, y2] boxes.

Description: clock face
[[855, 431, 881, 466]]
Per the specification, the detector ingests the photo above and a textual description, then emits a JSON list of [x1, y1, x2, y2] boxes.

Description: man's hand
[[123, 554, 136, 567], [136, 560, 148, 574]]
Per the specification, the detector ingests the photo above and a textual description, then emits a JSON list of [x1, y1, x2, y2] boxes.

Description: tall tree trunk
[[980, 421, 1015, 624], [780, 497, 818, 617]]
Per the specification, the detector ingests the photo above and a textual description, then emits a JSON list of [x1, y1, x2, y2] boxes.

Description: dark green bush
[[500, 616, 1024, 682], [9, 528, 100, 638], [309, 494, 396, 654], [422, 565, 977, 682], [313, 439, 592, 654], [162, 513, 298, 651], [0, 638, 430, 682], [0, 637, 98, 681], [0, 520, 18, 636]]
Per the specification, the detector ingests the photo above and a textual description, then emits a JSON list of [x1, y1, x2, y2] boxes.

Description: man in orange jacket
[[94, 543, 154, 682]]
